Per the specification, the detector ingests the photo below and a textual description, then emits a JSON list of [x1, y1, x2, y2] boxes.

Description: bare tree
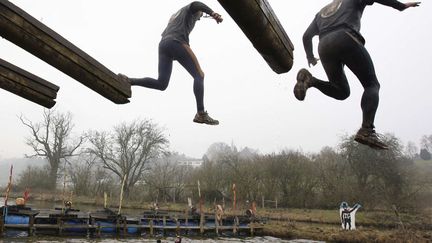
[[145, 153, 191, 203], [68, 154, 96, 196], [405, 141, 419, 160], [20, 109, 85, 190], [88, 119, 168, 197], [421, 135, 432, 153], [315, 146, 353, 207], [339, 134, 413, 207]]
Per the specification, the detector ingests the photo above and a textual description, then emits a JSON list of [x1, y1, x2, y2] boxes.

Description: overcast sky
[[0, 0, 431, 161]]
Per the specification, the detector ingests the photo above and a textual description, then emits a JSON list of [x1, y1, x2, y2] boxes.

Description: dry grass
[[263, 221, 432, 242]]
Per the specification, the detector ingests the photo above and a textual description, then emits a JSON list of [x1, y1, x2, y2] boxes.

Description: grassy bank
[[257, 208, 431, 242], [263, 221, 431, 243]]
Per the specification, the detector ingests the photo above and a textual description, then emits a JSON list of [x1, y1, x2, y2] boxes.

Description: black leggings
[[130, 39, 205, 112], [313, 29, 380, 129]]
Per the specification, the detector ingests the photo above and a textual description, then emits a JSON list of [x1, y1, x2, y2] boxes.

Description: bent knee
[[335, 90, 350, 100], [157, 79, 169, 91], [159, 84, 168, 91], [195, 72, 205, 83], [198, 71, 205, 80], [364, 82, 380, 95], [369, 82, 380, 91]]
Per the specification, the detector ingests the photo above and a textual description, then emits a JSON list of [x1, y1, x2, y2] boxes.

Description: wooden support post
[[250, 224, 254, 237], [199, 210, 204, 235], [233, 216, 239, 235], [115, 218, 120, 236], [176, 219, 180, 236], [149, 220, 154, 237], [0, 58, 59, 108], [163, 216, 166, 236], [198, 181, 204, 235], [123, 219, 127, 235], [0, 215, 4, 236], [137, 219, 142, 236], [57, 217, 63, 235], [0, 1, 131, 104], [96, 223, 101, 237], [217, 0, 294, 74], [215, 211, 219, 236], [89, 218, 95, 237], [29, 215, 35, 236], [85, 217, 90, 237], [185, 208, 189, 235]]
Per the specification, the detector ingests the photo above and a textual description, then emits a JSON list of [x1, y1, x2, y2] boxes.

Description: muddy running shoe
[[294, 68, 313, 101], [354, 128, 389, 150], [193, 111, 219, 125], [118, 73, 131, 85]]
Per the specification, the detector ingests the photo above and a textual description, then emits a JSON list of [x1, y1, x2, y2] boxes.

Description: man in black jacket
[[120, 2, 223, 125], [294, 0, 420, 149]]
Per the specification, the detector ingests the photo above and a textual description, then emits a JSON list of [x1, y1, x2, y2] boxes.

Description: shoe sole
[[193, 119, 219, 125], [354, 136, 389, 150], [293, 82, 305, 101], [293, 69, 311, 101]]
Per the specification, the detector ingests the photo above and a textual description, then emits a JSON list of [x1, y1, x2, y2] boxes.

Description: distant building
[[178, 159, 203, 168]]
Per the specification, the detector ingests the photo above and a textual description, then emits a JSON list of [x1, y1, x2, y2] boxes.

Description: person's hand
[[211, 12, 223, 24], [307, 57, 319, 67], [404, 2, 421, 8]]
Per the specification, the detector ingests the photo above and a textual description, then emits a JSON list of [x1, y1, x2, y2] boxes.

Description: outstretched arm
[[303, 17, 319, 67], [190, 1, 223, 23], [374, 0, 421, 11], [190, 1, 213, 15]]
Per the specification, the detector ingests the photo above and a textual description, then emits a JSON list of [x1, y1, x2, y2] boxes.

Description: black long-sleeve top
[[303, 0, 407, 59], [161, 1, 214, 45]]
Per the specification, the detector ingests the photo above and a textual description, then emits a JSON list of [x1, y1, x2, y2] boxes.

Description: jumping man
[[294, 0, 420, 149], [119, 2, 223, 125]]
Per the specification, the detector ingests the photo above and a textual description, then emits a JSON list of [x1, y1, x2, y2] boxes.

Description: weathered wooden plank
[[0, 58, 58, 108], [217, 0, 294, 74], [0, 58, 58, 98], [0, 1, 131, 104]]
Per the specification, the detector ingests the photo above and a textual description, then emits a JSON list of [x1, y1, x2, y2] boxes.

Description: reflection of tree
[[20, 109, 85, 190], [88, 119, 168, 198]]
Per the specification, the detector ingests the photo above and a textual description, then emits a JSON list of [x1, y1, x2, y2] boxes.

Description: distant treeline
[[11, 136, 432, 212], [7, 110, 432, 212]]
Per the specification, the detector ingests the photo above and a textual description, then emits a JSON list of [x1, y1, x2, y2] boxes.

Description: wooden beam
[[0, 1, 131, 104], [0, 58, 59, 108], [217, 0, 294, 74]]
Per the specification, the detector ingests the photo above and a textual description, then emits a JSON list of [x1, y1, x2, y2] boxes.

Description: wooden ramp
[[217, 0, 294, 74], [0, 0, 131, 105], [0, 58, 59, 108]]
